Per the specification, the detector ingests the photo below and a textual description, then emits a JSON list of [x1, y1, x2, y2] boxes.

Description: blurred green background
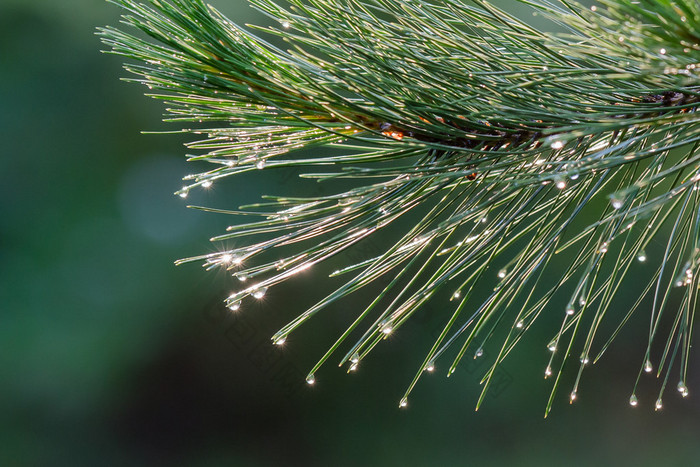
[[2, 1, 699, 465]]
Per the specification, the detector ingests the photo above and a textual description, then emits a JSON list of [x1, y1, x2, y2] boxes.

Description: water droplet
[[256, 159, 266, 169], [281, 21, 291, 28], [565, 304, 575, 315], [425, 362, 435, 372], [655, 398, 663, 410], [578, 296, 587, 307], [610, 197, 623, 210], [381, 323, 393, 335], [349, 362, 358, 372], [580, 354, 589, 365], [555, 179, 566, 190], [544, 366, 552, 377], [551, 140, 565, 150], [178, 189, 189, 198], [570, 391, 577, 403], [516, 320, 524, 328], [350, 352, 360, 364], [236, 273, 248, 282], [306, 374, 315, 385], [453, 291, 461, 299], [629, 394, 638, 406], [228, 300, 241, 311], [600, 242, 608, 254], [274, 336, 286, 345], [497, 269, 507, 279], [474, 348, 484, 358], [637, 251, 647, 262], [644, 360, 653, 373], [660, 48, 666, 55], [548, 344, 557, 352], [399, 397, 408, 408], [252, 286, 268, 299], [202, 180, 213, 188]]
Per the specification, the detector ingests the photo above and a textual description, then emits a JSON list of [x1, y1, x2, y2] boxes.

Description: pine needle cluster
[[100, 0, 700, 415]]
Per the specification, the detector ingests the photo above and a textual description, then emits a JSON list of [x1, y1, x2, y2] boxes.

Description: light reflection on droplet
[[274, 336, 286, 345], [220, 253, 233, 264], [252, 286, 268, 299]]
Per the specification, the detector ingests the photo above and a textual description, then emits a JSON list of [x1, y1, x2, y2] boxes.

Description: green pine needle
[[101, 0, 700, 415]]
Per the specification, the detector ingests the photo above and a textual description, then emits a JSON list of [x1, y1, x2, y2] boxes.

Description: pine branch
[[101, 0, 700, 415]]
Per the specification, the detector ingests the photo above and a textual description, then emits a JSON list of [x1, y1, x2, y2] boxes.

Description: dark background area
[[2, 0, 699, 465]]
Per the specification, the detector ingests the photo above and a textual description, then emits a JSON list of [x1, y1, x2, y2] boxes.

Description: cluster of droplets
[[674, 267, 693, 287], [347, 353, 360, 373], [225, 284, 268, 313]]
